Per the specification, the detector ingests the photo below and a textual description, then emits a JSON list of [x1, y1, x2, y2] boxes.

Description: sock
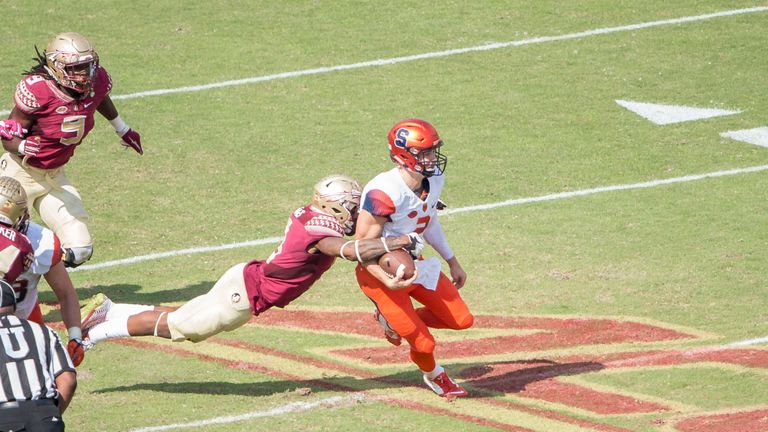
[[424, 364, 445, 380], [86, 317, 130, 344], [107, 303, 154, 321]]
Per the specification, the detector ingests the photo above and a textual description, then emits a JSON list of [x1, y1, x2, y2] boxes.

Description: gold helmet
[[312, 174, 362, 235], [44, 32, 99, 94], [0, 177, 29, 232]]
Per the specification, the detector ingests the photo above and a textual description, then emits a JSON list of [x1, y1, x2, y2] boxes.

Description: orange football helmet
[[387, 119, 447, 177], [44, 32, 99, 94]]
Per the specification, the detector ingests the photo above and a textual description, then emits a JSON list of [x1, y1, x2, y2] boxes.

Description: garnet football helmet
[[44, 32, 99, 94], [0, 177, 29, 232], [388, 118, 447, 177], [312, 174, 362, 235]]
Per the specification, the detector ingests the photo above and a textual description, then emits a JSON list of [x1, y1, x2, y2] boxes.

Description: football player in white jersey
[[355, 118, 473, 398], [14, 220, 86, 366]]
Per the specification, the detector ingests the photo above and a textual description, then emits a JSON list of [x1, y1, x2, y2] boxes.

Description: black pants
[[0, 400, 64, 432]]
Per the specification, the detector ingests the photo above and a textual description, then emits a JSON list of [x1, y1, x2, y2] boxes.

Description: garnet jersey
[[13, 222, 62, 319], [361, 167, 445, 237], [243, 205, 343, 312], [13, 66, 113, 169], [0, 224, 33, 285]]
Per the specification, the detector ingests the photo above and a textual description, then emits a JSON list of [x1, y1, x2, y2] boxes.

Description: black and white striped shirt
[[0, 314, 75, 403]]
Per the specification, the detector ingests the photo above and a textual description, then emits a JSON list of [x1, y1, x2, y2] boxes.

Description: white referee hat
[[0, 279, 16, 309]]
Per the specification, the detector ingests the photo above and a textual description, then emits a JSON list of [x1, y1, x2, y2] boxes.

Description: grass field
[[3, 1, 768, 431]]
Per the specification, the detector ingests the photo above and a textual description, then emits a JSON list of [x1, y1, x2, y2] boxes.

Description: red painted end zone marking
[[675, 408, 768, 432], [384, 398, 538, 432], [254, 312, 695, 363], [73, 311, 768, 431], [111, 339, 545, 431], [463, 360, 668, 415], [209, 337, 634, 432]]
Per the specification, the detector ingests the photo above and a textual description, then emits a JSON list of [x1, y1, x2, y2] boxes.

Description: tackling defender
[[0, 32, 142, 268], [355, 118, 473, 398], [80, 175, 422, 346]]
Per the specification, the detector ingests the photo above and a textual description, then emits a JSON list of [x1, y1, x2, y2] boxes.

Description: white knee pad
[[62, 246, 93, 268]]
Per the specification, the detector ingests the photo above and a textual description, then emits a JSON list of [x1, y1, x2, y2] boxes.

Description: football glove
[[118, 128, 143, 155], [405, 232, 425, 259], [67, 338, 85, 367], [18, 136, 41, 157], [0, 119, 26, 140]]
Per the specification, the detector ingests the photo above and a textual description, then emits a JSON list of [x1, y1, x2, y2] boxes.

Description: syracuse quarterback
[[0, 32, 142, 268], [355, 118, 474, 398], [79, 175, 423, 349]]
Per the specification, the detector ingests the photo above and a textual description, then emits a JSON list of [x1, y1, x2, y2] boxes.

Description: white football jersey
[[14, 222, 61, 319], [361, 167, 445, 237]]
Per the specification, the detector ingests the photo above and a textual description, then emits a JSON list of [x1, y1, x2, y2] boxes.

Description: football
[[378, 249, 416, 279]]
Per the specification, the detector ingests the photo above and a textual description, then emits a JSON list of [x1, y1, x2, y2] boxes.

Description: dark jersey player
[[79, 174, 423, 346], [0, 32, 142, 268]]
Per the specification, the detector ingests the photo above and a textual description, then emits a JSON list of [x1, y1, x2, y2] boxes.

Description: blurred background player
[[0, 279, 77, 431], [355, 118, 474, 398], [0, 177, 34, 285], [79, 175, 423, 347], [0, 175, 85, 365], [0, 32, 143, 268], [14, 220, 86, 366]]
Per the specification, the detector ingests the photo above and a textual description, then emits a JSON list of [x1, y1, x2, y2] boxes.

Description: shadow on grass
[[91, 359, 605, 399]]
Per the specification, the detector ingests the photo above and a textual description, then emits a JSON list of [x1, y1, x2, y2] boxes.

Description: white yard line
[[128, 394, 365, 432], [1, 6, 766, 116], [72, 164, 768, 273]]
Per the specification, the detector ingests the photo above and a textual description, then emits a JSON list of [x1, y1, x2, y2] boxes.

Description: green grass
[[580, 365, 768, 410], [6, 1, 768, 431]]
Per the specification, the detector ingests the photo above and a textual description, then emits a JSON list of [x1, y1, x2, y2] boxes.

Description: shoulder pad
[[14, 78, 42, 113], [305, 214, 344, 237]]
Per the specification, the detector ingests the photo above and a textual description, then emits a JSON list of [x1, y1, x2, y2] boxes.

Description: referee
[[0, 279, 76, 431]]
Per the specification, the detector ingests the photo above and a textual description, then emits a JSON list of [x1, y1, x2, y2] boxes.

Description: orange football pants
[[356, 264, 473, 373]]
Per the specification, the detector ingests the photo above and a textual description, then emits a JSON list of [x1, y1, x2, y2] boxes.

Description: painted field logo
[[248, 311, 768, 432]]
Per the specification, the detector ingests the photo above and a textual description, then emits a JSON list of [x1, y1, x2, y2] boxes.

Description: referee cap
[[0, 279, 16, 310]]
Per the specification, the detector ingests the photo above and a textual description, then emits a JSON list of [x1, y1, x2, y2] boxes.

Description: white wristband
[[339, 240, 354, 260], [354, 240, 362, 262], [17, 141, 25, 155], [68, 327, 83, 340], [109, 115, 130, 135]]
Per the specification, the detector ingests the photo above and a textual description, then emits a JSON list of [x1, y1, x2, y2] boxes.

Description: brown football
[[378, 249, 416, 279]]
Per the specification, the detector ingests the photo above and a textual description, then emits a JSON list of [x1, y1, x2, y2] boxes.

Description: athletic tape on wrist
[[68, 327, 82, 341], [109, 115, 130, 135]]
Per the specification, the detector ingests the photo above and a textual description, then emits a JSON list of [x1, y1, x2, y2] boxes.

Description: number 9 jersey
[[13, 66, 113, 169]]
